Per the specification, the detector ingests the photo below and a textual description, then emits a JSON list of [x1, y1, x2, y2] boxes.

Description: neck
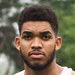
[[24, 58, 63, 75]]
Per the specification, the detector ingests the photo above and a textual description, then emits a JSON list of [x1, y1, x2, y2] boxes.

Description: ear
[[15, 36, 20, 51], [55, 37, 62, 51]]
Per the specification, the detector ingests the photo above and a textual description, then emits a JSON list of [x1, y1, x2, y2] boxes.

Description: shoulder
[[71, 71, 75, 75]]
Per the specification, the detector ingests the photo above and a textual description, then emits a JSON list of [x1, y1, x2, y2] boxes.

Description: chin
[[30, 60, 47, 66], [24, 58, 54, 71]]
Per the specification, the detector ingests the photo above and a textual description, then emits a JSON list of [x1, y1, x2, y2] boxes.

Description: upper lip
[[28, 51, 45, 56]]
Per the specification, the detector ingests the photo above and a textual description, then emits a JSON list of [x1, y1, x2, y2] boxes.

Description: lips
[[28, 51, 45, 59]]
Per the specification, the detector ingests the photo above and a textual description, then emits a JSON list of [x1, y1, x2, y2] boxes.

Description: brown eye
[[42, 35, 51, 40], [23, 35, 32, 40]]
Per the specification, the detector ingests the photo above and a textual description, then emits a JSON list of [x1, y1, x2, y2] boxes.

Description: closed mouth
[[28, 51, 45, 56]]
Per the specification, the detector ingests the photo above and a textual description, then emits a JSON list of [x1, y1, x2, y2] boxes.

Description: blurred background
[[0, 0, 75, 75]]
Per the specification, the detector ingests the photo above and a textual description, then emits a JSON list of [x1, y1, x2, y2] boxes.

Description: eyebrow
[[40, 31, 52, 35], [22, 31, 52, 35], [22, 31, 33, 35]]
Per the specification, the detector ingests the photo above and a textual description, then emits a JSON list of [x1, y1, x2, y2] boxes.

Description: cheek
[[43, 41, 55, 55], [20, 40, 30, 54]]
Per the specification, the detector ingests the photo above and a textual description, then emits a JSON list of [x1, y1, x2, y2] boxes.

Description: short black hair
[[18, 4, 58, 35]]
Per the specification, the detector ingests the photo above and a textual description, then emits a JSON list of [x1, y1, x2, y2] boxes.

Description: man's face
[[15, 21, 61, 70]]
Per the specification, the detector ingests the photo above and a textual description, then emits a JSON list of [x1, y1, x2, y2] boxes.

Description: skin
[[15, 21, 75, 75]]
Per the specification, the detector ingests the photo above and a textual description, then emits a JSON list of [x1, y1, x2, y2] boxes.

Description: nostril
[[31, 47, 42, 50], [32, 47, 35, 49]]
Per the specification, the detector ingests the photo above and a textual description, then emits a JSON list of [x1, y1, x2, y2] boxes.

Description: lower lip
[[30, 54, 44, 59]]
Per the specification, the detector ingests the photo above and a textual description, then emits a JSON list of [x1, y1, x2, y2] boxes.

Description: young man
[[15, 4, 75, 75]]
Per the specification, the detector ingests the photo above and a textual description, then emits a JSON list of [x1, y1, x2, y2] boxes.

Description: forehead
[[21, 21, 54, 34]]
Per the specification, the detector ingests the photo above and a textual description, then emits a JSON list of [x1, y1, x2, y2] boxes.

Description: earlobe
[[55, 37, 62, 51], [15, 36, 20, 51]]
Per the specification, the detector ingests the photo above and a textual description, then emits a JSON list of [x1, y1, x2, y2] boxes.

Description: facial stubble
[[20, 48, 56, 71]]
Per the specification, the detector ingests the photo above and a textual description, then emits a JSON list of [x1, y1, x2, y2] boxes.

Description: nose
[[31, 38, 42, 50]]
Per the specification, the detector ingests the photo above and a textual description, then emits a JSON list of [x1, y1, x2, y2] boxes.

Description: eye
[[42, 35, 51, 40], [22, 35, 32, 40]]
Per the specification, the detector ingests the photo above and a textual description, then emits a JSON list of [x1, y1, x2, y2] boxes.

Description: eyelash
[[41, 35, 51, 40], [22, 35, 32, 40], [22, 35, 51, 40]]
